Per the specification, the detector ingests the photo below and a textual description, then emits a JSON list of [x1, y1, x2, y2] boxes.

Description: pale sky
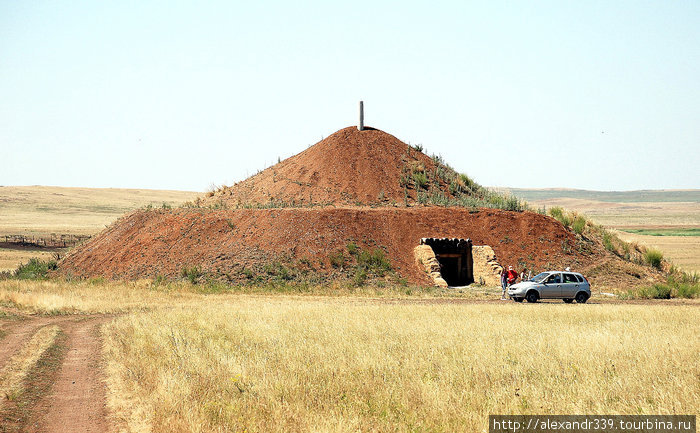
[[2, 1, 699, 192]]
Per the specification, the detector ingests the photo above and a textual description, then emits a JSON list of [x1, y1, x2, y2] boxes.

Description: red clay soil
[[204, 126, 457, 207], [59, 207, 658, 288]]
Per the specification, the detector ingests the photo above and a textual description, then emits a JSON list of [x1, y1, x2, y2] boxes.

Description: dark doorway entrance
[[421, 238, 473, 286]]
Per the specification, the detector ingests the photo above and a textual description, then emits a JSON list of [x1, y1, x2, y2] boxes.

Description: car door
[[541, 273, 562, 298], [561, 273, 580, 298]]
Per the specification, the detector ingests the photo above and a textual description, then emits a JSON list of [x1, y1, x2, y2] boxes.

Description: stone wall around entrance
[[472, 245, 503, 287], [413, 245, 448, 288]]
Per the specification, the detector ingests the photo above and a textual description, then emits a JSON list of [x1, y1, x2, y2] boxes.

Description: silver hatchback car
[[507, 271, 591, 303]]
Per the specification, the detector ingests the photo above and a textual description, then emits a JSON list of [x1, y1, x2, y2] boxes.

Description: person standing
[[520, 267, 530, 282], [500, 267, 508, 300], [506, 265, 519, 287]]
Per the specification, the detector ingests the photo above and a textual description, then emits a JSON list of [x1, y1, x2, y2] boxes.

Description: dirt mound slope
[[59, 207, 659, 288], [204, 126, 472, 207]]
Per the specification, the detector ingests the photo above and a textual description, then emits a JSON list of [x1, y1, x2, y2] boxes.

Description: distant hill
[[494, 187, 700, 229], [0, 186, 199, 236], [499, 188, 700, 203]]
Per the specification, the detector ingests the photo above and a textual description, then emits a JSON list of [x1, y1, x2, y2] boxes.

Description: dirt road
[[0, 312, 110, 433]]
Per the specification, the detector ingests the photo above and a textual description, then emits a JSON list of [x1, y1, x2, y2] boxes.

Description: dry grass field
[[0, 186, 199, 272], [0, 185, 199, 237], [529, 198, 700, 228], [0, 278, 497, 315], [103, 301, 699, 433], [0, 280, 697, 432]]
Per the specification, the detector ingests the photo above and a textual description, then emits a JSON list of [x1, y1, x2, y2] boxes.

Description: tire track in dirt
[[0, 318, 54, 370], [25, 317, 110, 433], [0, 315, 111, 433]]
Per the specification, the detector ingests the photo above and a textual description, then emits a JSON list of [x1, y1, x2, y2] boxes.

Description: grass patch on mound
[[643, 248, 664, 269], [180, 266, 203, 284], [572, 215, 587, 235], [412, 172, 428, 190], [164, 244, 402, 292], [549, 206, 571, 227], [355, 247, 392, 275], [402, 151, 527, 211]]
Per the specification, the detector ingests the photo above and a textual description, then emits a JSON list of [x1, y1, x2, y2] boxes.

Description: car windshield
[[531, 272, 550, 283]]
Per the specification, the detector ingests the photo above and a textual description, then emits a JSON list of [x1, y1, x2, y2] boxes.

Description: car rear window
[[575, 274, 584, 283], [563, 273, 577, 283]]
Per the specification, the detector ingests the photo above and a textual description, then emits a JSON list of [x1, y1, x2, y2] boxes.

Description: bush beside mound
[[622, 272, 700, 299], [12, 258, 58, 280]]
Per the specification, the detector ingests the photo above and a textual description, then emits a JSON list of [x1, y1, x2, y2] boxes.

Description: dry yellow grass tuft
[[102, 299, 700, 432]]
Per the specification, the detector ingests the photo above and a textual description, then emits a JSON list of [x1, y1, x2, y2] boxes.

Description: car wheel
[[575, 292, 589, 303], [513, 297, 523, 303], [563, 298, 574, 303], [525, 291, 539, 303]]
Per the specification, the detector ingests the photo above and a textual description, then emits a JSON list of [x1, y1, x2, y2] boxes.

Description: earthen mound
[[59, 207, 661, 288], [58, 124, 664, 289], [204, 127, 476, 207]]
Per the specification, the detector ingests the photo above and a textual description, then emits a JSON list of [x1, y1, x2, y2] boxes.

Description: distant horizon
[[2, 184, 698, 195]]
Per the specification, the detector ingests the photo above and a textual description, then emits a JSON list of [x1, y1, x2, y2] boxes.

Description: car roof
[[543, 270, 584, 275]]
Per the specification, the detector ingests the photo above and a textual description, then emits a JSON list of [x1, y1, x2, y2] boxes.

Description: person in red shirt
[[506, 265, 519, 286]]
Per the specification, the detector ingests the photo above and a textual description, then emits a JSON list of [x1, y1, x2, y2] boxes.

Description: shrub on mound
[[644, 248, 664, 269]]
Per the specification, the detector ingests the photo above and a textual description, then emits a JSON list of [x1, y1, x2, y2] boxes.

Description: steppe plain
[[0, 186, 697, 432]]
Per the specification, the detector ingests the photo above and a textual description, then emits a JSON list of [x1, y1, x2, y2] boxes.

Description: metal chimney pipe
[[359, 101, 364, 131]]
